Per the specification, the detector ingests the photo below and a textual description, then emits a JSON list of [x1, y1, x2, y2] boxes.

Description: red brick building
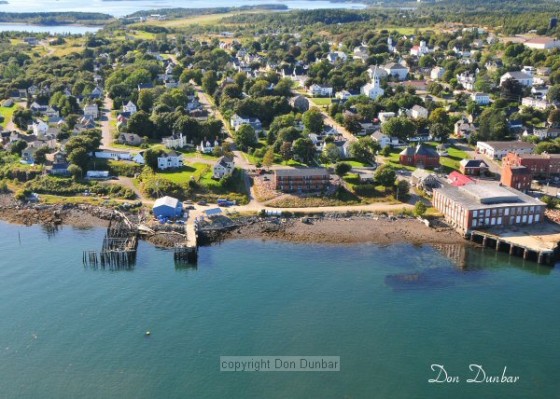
[[274, 168, 330, 192], [399, 144, 440, 168], [501, 165, 532, 191], [502, 152, 560, 177]]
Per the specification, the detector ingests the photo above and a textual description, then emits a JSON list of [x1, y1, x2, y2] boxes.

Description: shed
[[204, 208, 223, 218], [153, 196, 183, 218]]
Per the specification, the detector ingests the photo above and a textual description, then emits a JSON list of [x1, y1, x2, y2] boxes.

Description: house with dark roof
[[459, 159, 489, 176], [399, 144, 440, 168]]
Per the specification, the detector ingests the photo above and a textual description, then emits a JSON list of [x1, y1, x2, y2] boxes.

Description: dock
[[469, 222, 560, 264], [83, 212, 138, 270]]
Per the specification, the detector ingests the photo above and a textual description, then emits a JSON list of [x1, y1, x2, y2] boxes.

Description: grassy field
[[156, 163, 209, 184], [0, 106, 15, 128], [311, 98, 332, 106]]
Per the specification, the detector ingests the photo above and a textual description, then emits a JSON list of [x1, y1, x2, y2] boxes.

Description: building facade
[[501, 165, 532, 191], [502, 152, 560, 176], [273, 168, 330, 192], [432, 182, 545, 234]]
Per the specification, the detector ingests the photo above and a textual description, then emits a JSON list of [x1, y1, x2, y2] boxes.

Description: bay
[[0, 221, 558, 398], [0, 23, 101, 34], [0, 0, 367, 18]]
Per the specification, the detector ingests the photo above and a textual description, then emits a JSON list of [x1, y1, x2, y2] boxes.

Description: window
[[505, 208, 510, 216], [516, 216, 521, 223], [486, 210, 490, 217], [522, 215, 527, 223], [492, 209, 497, 216], [473, 210, 478, 217]]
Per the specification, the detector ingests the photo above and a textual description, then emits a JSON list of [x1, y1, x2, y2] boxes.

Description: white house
[[471, 92, 491, 105], [326, 51, 347, 64], [213, 155, 235, 179], [476, 141, 536, 160], [31, 120, 49, 137], [409, 105, 428, 119], [523, 37, 560, 50], [133, 151, 145, 164], [198, 139, 220, 154], [123, 101, 138, 115], [308, 84, 333, 97], [83, 104, 99, 119], [430, 66, 445, 80], [360, 70, 384, 100], [157, 151, 183, 170], [521, 97, 551, 110], [378, 112, 396, 123], [457, 72, 476, 91], [230, 114, 263, 133], [162, 133, 188, 149], [335, 90, 354, 101], [500, 71, 534, 87], [94, 149, 132, 161], [368, 65, 388, 80], [410, 41, 430, 57], [371, 131, 402, 149], [383, 62, 409, 81]]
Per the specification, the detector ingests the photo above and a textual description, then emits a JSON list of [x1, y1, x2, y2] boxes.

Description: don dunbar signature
[[428, 364, 520, 384]]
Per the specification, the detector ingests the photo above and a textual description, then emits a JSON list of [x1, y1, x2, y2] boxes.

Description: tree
[[234, 124, 257, 151], [33, 146, 50, 165], [302, 108, 324, 133], [128, 111, 155, 138], [137, 90, 154, 112], [10, 140, 27, 155], [541, 195, 559, 209], [143, 148, 160, 170], [202, 70, 218, 95], [322, 142, 340, 164], [67, 164, 83, 180], [381, 117, 417, 140], [348, 136, 379, 164], [547, 85, 560, 103], [374, 164, 396, 189], [335, 162, 352, 177], [477, 108, 509, 141], [280, 141, 293, 161], [548, 109, 560, 127], [68, 147, 90, 171], [415, 201, 427, 217], [12, 108, 33, 130], [396, 180, 410, 199], [292, 138, 315, 164], [428, 108, 450, 126], [262, 148, 275, 169], [381, 146, 392, 157], [500, 78, 523, 100], [430, 123, 451, 142]]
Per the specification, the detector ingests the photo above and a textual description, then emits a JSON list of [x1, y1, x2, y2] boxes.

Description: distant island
[[125, 5, 288, 19], [0, 12, 114, 26]]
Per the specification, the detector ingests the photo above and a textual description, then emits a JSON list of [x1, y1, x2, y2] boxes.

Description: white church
[[361, 70, 384, 100]]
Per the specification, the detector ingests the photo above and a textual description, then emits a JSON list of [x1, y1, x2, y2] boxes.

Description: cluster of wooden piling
[[470, 231, 555, 265], [83, 214, 138, 270]]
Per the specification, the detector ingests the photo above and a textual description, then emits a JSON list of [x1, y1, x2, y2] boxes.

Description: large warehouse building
[[432, 182, 545, 234]]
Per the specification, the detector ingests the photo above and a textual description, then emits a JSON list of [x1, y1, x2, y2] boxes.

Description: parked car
[[197, 200, 207, 206]]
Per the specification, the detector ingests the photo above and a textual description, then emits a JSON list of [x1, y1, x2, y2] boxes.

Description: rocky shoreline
[[214, 214, 468, 246], [0, 195, 113, 228]]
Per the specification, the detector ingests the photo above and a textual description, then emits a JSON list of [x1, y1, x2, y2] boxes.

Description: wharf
[[470, 222, 560, 264]]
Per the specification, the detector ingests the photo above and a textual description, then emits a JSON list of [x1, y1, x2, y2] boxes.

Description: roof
[[448, 171, 474, 187], [153, 196, 180, 209], [478, 141, 535, 151], [274, 167, 329, 177], [503, 71, 532, 80], [505, 165, 531, 175], [435, 181, 544, 210], [460, 159, 489, 168], [204, 208, 223, 217], [525, 37, 557, 44]]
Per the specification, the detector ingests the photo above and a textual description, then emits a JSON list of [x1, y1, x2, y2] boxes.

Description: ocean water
[[0, 23, 101, 34], [0, 221, 559, 398], [0, 0, 367, 17]]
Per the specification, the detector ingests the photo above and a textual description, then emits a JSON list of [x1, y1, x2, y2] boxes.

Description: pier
[[83, 213, 138, 270], [469, 222, 560, 265]]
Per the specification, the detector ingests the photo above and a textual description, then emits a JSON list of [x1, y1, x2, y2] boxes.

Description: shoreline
[[215, 215, 469, 246]]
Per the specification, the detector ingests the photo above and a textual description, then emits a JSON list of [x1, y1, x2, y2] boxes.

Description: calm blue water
[[0, 23, 101, 34], [0, 0, 367, 17], [0, 221, 559, 399]]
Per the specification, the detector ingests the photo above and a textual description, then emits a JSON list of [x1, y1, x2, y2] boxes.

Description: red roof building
[[448, 171, 474, 187]]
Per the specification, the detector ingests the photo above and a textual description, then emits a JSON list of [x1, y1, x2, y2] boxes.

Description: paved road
[[450, 139, 502, 176], [100, 96, 117, 150]]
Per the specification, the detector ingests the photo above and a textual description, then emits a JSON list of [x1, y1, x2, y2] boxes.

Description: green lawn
[[0, 106, 15, 128], [311, 98, 332, 106], [156, 163, 210, 184]]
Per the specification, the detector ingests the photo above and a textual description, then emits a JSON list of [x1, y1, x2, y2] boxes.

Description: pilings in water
[[469, 230, 554, 265], [83, 213, 138, 270]]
